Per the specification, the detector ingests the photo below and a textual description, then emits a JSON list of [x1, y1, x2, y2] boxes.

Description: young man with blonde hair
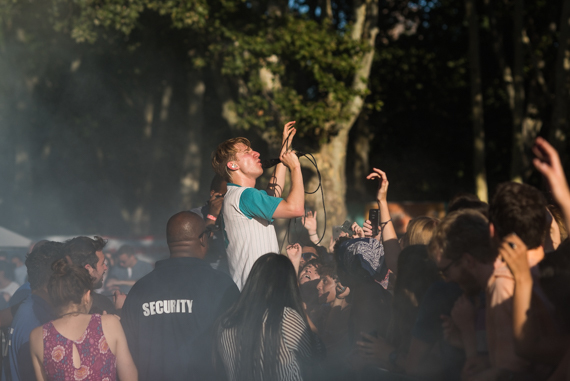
[[211, 122, 305, 289]]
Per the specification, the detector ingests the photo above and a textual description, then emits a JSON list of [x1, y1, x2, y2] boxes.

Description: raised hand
[[207, 192, 224, 219], [279, 150, 301, 170], [366, 168, 389, 203], [499, 234, 531, 282], [281, 121, 297, 152], [533, 137, 570, 209], [302, 211, 318, 234], [363, 219, 381, 241], [351, 222, 365, 238]]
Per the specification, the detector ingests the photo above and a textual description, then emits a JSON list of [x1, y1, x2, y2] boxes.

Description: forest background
[[0, 0, 569, 241]]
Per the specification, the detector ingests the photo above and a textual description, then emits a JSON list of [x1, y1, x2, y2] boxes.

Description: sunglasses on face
[[302, 252, 317, 261]]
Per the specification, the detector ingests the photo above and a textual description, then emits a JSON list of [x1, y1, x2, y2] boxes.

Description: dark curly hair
[[25, 241, 65, 291], [63, 236, 106, 269]]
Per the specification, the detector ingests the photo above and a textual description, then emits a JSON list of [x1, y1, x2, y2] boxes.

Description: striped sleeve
[[281, 308, 325, 361]]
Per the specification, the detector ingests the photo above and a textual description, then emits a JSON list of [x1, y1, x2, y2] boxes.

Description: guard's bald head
[[166, 212, 208, 258]]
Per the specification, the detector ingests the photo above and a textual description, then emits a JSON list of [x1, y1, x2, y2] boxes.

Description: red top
[[43, 314, 116, 381]]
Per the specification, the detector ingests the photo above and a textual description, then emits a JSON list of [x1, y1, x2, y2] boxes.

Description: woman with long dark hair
[[215, 253, 323, 381], [29, 259, 137, 381]]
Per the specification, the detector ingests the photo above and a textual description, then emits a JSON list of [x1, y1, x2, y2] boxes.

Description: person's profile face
[[233, 143, 263, 177], [88, 251, 107, 289], [317, 275, 337, 304], [298, 264, 319, 285]]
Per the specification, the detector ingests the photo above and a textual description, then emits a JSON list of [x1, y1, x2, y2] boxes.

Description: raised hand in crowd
[[533, 137, 570, 230], [351, 222, 365, 238], [206, 192, 224, 226], [286, 243, 303, 275], [366, 168, 400, 274], [268, 121, 297, 197], [302, 211, 319, 245]]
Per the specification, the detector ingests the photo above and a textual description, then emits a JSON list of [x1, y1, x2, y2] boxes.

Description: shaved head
[[167, 212, 208, 258]]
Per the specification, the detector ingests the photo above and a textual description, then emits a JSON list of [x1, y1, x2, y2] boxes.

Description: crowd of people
[[1, 122, 569, 381]]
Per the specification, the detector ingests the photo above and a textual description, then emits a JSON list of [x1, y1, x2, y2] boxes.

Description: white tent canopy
[[0, 226, 31, 248]]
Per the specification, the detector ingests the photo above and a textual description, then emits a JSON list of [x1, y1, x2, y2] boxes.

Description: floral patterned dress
[[43, 314, 117, 381]]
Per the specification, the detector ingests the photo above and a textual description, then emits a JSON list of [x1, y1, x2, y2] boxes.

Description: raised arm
[[302, 211, 320, 245], [533, 137, 570, 230], [267, 121, 296, 197], [272, 151, 305, 219], [366, 168, 400, 274], [501, 234, 568, 364]]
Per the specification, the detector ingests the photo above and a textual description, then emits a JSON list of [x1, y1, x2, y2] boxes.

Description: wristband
[[207, 214, 218, 221]]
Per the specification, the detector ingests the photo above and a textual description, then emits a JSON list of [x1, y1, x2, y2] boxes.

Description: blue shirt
[[4, 294, 55, 381]]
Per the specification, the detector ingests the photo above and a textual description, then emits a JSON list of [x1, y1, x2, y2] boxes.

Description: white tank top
[[222, 186, 279, 290]]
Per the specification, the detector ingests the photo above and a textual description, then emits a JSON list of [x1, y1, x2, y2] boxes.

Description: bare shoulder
[[100, 314, 122, 334]]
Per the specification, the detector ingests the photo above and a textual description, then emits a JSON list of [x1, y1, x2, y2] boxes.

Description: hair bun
[[51, 257, 72, 276]]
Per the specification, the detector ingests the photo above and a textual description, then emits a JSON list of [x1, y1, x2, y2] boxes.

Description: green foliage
[[211, 15, 369, 136], [2, 0, 377, 142]]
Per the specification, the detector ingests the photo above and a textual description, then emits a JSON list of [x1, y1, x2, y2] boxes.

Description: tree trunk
[[549, 0, 570, 157], [304, 129, 350, 243], [304, 0, 379, 240], [465, 0, 488, 202], [180, 71, 206, 209], [352, 116, 373, 197]]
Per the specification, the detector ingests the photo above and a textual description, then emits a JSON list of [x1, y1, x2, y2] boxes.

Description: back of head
[[48, 258, 94, 316], [448, 195, 489, 218], [166, 211, 207, 258], [233, 253, 303, 319], [211, 137, 251, 183], [489, 182, 547, 249], [395, 245, 440, 304], [63, 236, 106, 269], [429, 209, 494, 263], [218, 253, 307, 380], [210, 174, 228, 194], [26, 241, 65, 291], [401, 217, 439, 248]]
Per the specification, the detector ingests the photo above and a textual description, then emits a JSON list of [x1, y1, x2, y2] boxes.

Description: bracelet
[[207, 214, 218, 221], [309, 232, 318, 236], [379, 219, 392, 226]]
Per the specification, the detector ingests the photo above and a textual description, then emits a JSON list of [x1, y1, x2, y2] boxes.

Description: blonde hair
[[211, 137, 251, 182], [401, 216, 439, 248]]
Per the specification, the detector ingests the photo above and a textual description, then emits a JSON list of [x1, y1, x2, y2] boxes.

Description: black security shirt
[[121, 257, 239, 381]]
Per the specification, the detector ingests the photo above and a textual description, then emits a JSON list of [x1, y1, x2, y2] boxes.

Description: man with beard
[[63, 236, 118, 314]]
